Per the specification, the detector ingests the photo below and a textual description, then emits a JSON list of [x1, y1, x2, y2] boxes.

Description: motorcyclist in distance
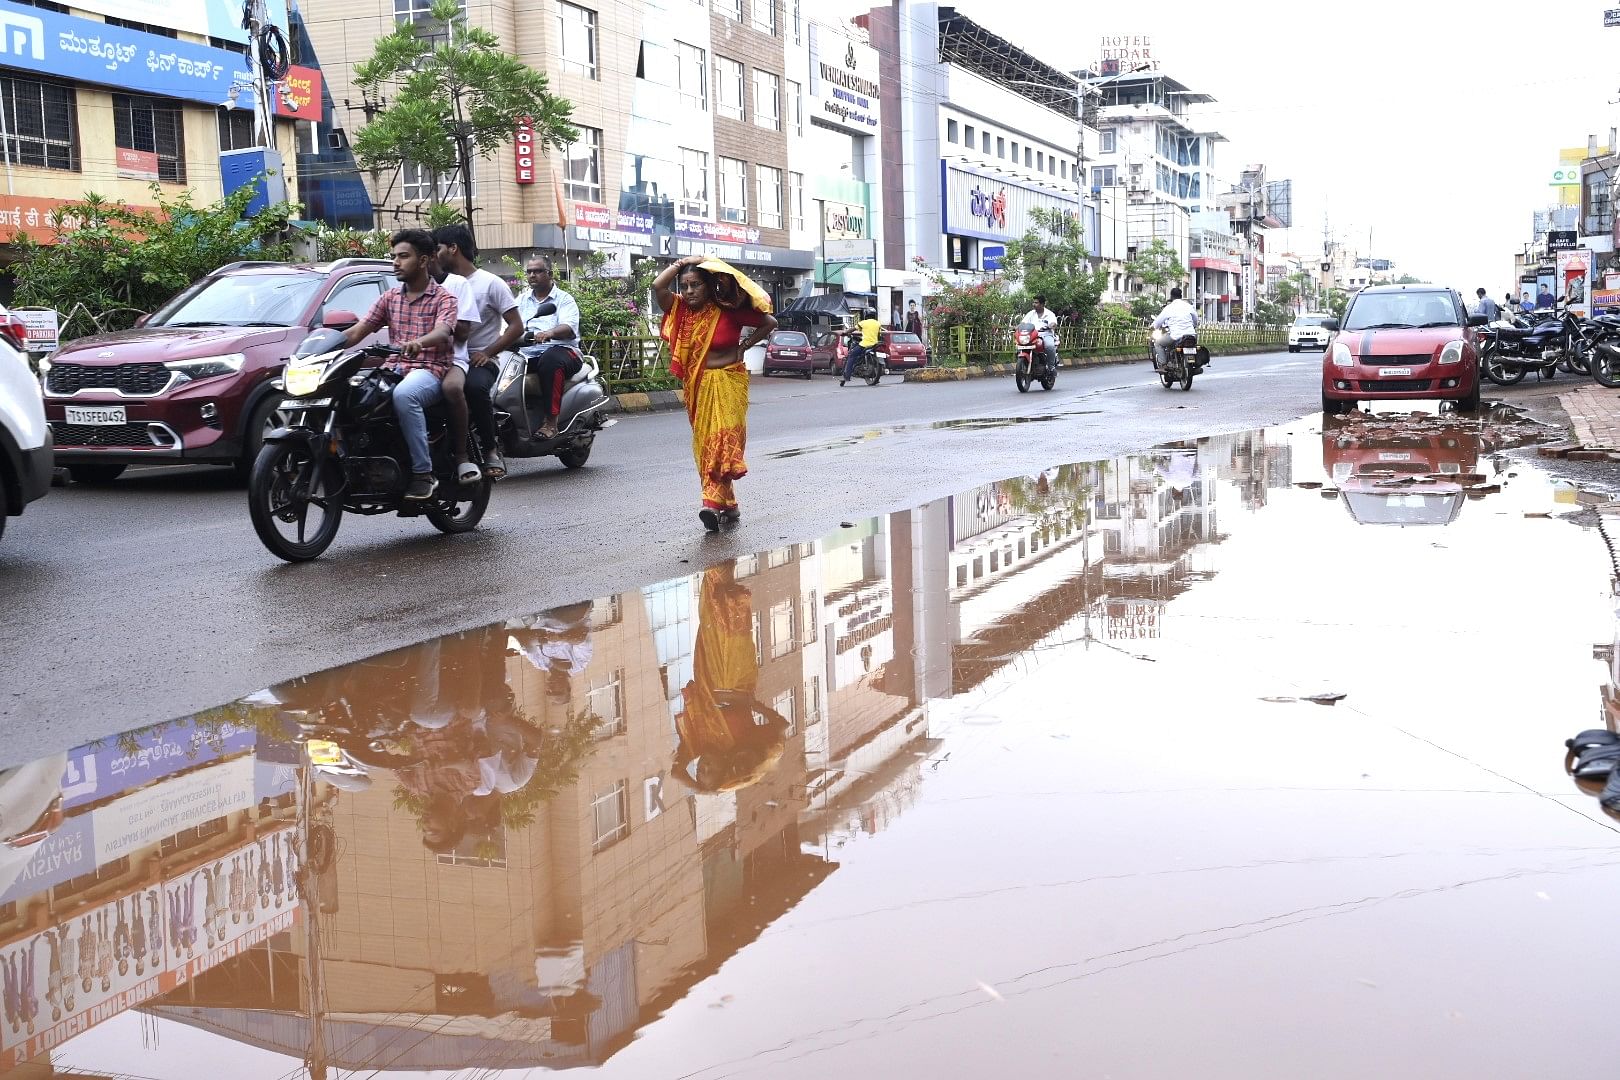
[[1151, 287, 1198, 370], [1018, 295, 1060, 370]]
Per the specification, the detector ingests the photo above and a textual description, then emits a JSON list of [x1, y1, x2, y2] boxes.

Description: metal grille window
[[437, 827, 508, 867], [676, 41, 707, 110], [112, 94, 184, 183], [718, 155, 747, 224], [402, 158, 469, 202], [753, 69, 780, 130], [789, 171, 805, 231], [751, 0, 775, 35], [217, 107, 257, 152], [0, 76, 77, 172], [715, 56, 744, 121], [562, 126, 603, 202], [557, 2, 598, 79], [800, 589, 817, 643], [756, 164, 782, 229], [592, 780, 628, 849], [792, 0, 801, 42], [773, 688, 796, 735], [679, 146, 709, 215]]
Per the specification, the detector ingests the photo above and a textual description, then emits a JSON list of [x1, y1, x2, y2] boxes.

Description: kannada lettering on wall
[[969, 186, 1007, 231]]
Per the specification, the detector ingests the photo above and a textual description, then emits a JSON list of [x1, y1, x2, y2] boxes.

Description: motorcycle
[[1478, 307, 1566, 384], [1014, 321, 1057, 392], [1152, 329, 1208, 391], [248, 330, 492, 562], [839, 329, 886, 385], [491, 301, 613, 470]]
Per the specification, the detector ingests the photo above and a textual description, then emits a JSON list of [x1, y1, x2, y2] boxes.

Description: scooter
[[491, 301, 614, 469], [1151, 329, 1208, 391], [1014, 321, 1057, 392]]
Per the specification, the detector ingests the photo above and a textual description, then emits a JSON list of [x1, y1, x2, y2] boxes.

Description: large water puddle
[[7, 410, 1620, 1078]]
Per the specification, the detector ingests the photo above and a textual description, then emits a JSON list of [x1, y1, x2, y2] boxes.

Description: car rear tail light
[[0, 313, 28, 353]]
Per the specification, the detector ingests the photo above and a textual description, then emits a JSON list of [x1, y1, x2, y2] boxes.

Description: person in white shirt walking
[[1151, 287, 1198, 369], [1018, 295, 1060, 369]]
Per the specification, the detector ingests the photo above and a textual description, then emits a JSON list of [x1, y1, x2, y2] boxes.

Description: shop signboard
[[573, 203, 654, 248], [0, 813, 95, 904], [941, 162, 1080, 244], [807, 24, 880, 135], [1558, 248, 1595, 315], [274, 65, 322, 122], [0, 0, 256, 108], [30, 0, 287, 43], [61, 719, 256, 811], [12, 308, 57, 352], [89, 757, 255, 863], [822, 201, 867, 241], [824, 238, 875, 262], [676, 216, 760, 246]]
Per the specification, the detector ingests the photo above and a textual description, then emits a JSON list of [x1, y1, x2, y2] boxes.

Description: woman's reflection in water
[[674, 563, 790, 793]]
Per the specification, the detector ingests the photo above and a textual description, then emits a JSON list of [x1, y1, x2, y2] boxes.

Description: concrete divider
[[903, 342, 1284, 383]]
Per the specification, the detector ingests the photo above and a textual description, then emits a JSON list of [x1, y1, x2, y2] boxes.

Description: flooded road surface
[[9, 410, 1620, 1078]]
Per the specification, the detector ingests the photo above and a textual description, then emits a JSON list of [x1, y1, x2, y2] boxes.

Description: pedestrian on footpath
[[1475, 288, 1500, 322], [654, 255, 777, 531]]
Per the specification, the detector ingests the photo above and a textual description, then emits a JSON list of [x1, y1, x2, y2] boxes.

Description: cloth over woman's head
[[684, 257, 774, 315]]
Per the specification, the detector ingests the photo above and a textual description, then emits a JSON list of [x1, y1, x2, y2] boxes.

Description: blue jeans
[[844, 344, 867, 381], [393, 367, 444, 475]]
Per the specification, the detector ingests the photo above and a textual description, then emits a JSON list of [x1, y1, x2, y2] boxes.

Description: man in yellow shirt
[[842, 309, 883, 386]]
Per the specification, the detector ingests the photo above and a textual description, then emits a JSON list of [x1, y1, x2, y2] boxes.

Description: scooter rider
[[338, 229, 459, 501], [516, 256, 583, 440], [1019, 295, 1060, 370], [434, 225, 523, 480], [1151, 287, 1198, 369]]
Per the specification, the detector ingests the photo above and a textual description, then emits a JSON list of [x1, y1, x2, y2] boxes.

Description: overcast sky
[[839, 0, 1620, 293]]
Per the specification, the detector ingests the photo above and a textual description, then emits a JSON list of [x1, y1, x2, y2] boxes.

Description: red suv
[[41, 259, 393, 482], [1321, 284, 1485, 416]]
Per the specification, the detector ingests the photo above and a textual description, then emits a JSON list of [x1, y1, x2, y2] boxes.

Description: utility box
[[219, 146, 288, 216]]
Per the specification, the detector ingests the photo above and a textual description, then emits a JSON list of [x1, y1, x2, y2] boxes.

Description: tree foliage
[[352, 0, 577, 227], [558, 252, 659, 337], [912, 256, 1019, 333], [1124, 238, 1186, 320], [1251, 299, 1292, 327], [997, 207, 1107, 323], [1325, 288, 1351, 320], [12, 184, 297, 343]]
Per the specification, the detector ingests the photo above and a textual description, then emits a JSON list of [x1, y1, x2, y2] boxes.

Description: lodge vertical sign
[[515, 118, 536, 185], [808, 24, 881, 135]]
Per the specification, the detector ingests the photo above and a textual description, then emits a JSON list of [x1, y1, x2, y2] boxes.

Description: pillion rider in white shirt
[[1151, 287, 1199, 369]]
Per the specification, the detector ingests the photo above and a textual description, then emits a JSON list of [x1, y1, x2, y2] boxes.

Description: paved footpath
[[1558, 384, 1620, 453]]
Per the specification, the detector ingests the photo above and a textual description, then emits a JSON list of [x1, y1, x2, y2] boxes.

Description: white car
[[0, 308, 49, 541], [1289, 313, 1335, 352]]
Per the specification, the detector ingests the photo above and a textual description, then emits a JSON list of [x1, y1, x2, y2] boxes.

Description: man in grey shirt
[[434, 224, 523, 478], [1474, 288, 1500, 322]]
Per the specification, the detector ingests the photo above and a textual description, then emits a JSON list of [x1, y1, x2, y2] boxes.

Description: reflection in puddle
[[7, 415, 1620, 1076]]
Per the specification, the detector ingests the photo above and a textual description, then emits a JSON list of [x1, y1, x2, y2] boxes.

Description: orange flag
[[553, 169, 572, 229]]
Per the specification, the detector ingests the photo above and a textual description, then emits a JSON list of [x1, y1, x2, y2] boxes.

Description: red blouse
[[707, 305, 768, 349]]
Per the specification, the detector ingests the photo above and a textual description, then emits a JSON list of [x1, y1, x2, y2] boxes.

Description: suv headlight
[[284, 361, 327, 397], [165, 353, 245, 384], [1438, 340, 1465, 365], [1330, 341, 1356, 368]]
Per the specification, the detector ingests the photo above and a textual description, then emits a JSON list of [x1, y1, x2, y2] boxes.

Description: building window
[[1092, 165, 1116, 187], [1009, 140, 1018, 161], [805, 675, 822, 725], [715, 56, 745, 120], [395, 0, 464, 44], [712, 0, 741, 21], [1037, 151, 1045, 172], [772, 688, 797, 735], [981, 131, 990, 154], [947, 119, 958, 143], [591, 594, 623, 629], [1099, 129, 1116, 153], [676, 41, 707, 110], [751, 609, 763, 664], [587, 667, 625, 738], [963, 123, 974, 147], [557, 2, 598, 79], [996, 136, 1005, 159], [751, 0, 775, 35], [1024, 147, 1032, 167], [718, 155, 747, 223], [680, 147, 709, 215], [753, 69, 780, 130], [562, 125, 602, 202], [437, 827, 508, 868], [591, 780, 629, 850], [402, 158, 469, 202], [789, 170, 805, 231], [792, 0, 801, 43], [217, 108, 257, 152], [787, 79, 803, 134], [767, 545, 792, 568], [800, 589, 817, 643], [113, 94, 185, 183], [0, 76, 77, 172], [1061, 160, 1068, 179], [769, 597, 795, 657]]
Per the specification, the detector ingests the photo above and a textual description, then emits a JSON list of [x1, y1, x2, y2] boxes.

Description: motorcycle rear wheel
[[1180, 371, 1195, 391], [558, 436, 594, 469], [426, 476, 492, 533], [864, 363, 881, 386], [1159, 371, 1174, 388], [1484, 356, 1525, 385], [248, 441, 343, 562], [1570, 340, 1593, 375], [1594, 351, 1620, 389], [1040, 369, 1056, 390]]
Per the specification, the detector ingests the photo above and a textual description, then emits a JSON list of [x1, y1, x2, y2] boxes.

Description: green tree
[[352, 0, 576, 228], [1325, 288, 1350, 320], [12, 184, 296, 343], [997, 206, 1107, 323], [1272, 277, 1300, 310], [1124, 238, 1186, 320], [1251, 299, 1292, 327], [1391, 273, 1425, 285]]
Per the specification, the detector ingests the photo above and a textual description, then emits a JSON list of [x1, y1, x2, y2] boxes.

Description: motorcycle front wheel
[[248, 440, 343, 562], [1484, 354, 1525, 385], [426, 476, 492, 533], [1570, 339, 1593, 375], [1594, 350, 1620, 389], [1015, 359, 1030, 393]]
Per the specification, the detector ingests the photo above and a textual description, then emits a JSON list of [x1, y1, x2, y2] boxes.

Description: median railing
[[924, 321, 1289, 367]]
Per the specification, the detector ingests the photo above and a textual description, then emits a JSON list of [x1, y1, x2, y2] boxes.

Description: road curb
[[903, 343, 1284, 383], [607, 389, 684, 414]]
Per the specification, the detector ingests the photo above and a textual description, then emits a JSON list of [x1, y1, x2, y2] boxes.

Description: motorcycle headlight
[[1438, 340, 1465, 365], [1330, 341, 1356, 368], [284, 361, 326, 398], [164, 353, 245, 385]]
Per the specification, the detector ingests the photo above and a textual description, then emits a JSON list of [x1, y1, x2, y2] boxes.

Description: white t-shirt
[[439, 272, 480, 369], [463, 267, 519, 355], [1153, 298, 1198, 340], [1021, 308, 1058, 333]]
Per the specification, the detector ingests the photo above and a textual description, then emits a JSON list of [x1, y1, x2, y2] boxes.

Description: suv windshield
[[1343, 292, 1458, 332], [151, 273, 326, 328], [1294, 316, 1329, 327]]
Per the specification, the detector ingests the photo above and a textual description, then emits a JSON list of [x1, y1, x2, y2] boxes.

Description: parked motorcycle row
[[248, 300, 612, 562], [1477, 304, 1620, 389]]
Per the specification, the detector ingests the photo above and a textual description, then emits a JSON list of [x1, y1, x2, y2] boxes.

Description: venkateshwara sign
[[808, 23, 880, 135]]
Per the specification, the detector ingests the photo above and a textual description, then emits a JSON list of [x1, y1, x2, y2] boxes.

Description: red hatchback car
[[1321, 284, 1485, 415], [41, 258, 393, 482], [877, 329, 929, 369]]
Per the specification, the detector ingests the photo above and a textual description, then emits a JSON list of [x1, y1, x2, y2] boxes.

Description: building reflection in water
[[0, 426, 1315, 1073]]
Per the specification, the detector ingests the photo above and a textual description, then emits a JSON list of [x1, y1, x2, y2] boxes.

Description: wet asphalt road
[[0, 348, 1374, 757]]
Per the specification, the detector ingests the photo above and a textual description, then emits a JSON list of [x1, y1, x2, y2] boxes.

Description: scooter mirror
[[322, 309, 359, 330], [531, 300, 558, 318]]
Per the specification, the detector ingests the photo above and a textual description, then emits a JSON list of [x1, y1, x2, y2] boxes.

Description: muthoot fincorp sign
[[809, 23, 881, 135]]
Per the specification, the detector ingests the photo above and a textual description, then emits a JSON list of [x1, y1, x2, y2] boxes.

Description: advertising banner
[[807, 25, 880, 135], [61, 720, 257, 812], [0, 0, 256, 108], [821, 201, 867, 241], [941, 162, 1080, 245], [0, 814, 95, 905], [24, 0, 287, 45], [90, 757, 255, 863], [1558, 248, 1595, 315], [12, 308, 57, 351], [275, 65, 322, 122], [676, 216, 760, 246], [572, 203, 654, 248]]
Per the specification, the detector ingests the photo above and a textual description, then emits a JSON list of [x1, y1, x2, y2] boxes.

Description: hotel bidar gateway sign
[[808, 24, 880, 135], [940, 162, 1080, 243]]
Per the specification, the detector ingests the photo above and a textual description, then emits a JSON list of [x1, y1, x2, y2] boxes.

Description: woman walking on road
[[654, 255, 777, 531]]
